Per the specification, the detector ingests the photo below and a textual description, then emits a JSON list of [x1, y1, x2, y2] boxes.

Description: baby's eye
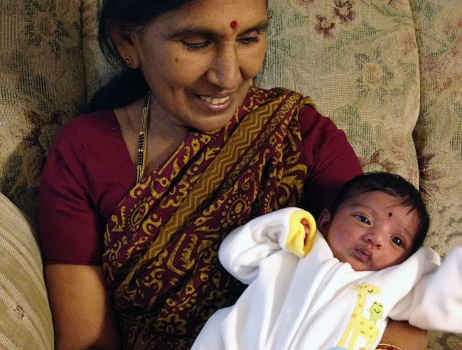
[[354, 215, 370, 225], [391, 236, 403, 247]]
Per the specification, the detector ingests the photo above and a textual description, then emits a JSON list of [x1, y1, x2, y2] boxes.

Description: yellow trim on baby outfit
[[285, 210, 317, 257]]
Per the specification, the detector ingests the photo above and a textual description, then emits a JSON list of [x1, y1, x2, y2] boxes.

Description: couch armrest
[[0, 193, 54, 350]]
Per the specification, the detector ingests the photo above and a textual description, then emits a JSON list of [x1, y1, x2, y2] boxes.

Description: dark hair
[[330, 172, 430, 253], [86, 0, 195, 112]]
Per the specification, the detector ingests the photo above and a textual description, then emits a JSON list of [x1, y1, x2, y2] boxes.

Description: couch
[[0, 0, 461, 349]]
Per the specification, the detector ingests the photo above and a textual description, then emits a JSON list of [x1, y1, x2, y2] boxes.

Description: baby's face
[[320, 191, 419, 271]]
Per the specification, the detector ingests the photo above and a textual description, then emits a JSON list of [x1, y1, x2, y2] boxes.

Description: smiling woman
[[37, 0, 424, 349], [109, 0, 268, 134]]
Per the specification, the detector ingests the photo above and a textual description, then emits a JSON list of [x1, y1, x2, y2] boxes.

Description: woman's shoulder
[[54, 110, 120, 148], [250, 87, 326, 118], [248, 86, 305, 102], [249, 86, 341, 141], [59, 109, 118, 136], [298, 103, 340, 136]]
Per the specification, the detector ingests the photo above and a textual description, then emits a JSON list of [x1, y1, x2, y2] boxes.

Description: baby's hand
[[285, 210, 317, 258], [301, 218, 311, 246]]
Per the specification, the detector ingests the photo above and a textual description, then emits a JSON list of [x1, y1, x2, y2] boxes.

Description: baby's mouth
[[353, 247, 371, 263]]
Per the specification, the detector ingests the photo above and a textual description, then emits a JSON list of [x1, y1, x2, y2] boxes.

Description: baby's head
[[318, 172, 429, 271]]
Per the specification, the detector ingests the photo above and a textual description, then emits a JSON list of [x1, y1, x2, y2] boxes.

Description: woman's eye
[[392, 236, 403, 247], [354, 215, 370, 225], [238, 36, 259, 45], [181, 40, 211, 50]]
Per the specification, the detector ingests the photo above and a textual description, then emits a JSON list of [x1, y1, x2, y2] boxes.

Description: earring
[[124, 55, 134, 67]]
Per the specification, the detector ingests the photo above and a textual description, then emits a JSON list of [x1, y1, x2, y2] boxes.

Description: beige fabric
[[411, 0, 462, 348], [0, 0, 85, 220], [82, 0, 119, 101], [257, 0, 421, 184], [0, 193, 53, 350], [411, 0, 462, 254]]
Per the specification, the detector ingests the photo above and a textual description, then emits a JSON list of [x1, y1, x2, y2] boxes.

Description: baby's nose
[[365, 232, 383, 249]]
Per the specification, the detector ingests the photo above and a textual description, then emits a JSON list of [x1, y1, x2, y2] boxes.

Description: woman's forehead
[[156, 0, 268, 31]]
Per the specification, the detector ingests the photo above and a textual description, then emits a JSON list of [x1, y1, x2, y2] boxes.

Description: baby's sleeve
[[390, 246, 462, 333], [218, 208, 317, 284]]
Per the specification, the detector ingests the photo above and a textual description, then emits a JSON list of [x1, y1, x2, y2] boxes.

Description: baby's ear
[[317, 209, 332, 235]]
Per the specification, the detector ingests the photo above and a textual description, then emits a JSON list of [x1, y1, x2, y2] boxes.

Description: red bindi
[[230, 20, 238, 30]]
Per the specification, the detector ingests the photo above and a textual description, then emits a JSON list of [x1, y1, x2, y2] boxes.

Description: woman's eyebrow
[[169, 19, 269, 39], [238, 20, 269, 36], [169, 27, 216, 39]]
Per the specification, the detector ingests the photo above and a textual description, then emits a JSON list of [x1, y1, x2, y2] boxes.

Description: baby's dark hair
[[330, 172, 429, 253]]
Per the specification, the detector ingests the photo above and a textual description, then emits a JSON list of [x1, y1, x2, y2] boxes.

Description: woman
[[38, 0, 427, 349]]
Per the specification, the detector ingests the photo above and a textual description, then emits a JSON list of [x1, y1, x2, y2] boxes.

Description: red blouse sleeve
[[39, 111, 135, 265], [299, 104, 363, 217], [39, 121, 103, 265]]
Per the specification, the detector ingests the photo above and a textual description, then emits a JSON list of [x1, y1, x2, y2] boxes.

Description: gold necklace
[[136, 93, 151, 184]]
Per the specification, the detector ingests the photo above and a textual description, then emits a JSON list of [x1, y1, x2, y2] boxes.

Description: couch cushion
[[0, 0, 86, 220], [0, 193, 53, 350], [256, 0, 421, 185], [411, 0, 462, 254], [411, 0, 462, 348], [81, 0, 120, 102]]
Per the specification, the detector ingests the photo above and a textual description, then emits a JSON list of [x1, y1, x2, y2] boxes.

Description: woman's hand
[[45, 264, 120, 350], [379, 320, 428, 350]]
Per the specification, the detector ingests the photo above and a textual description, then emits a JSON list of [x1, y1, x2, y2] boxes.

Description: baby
[[192, 172, 462, 350]]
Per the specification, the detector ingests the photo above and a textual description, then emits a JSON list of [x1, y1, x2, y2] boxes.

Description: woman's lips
[[199, 95, 230, 104], [196, 94, 232, 112]]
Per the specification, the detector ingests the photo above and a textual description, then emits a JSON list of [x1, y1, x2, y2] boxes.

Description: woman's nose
[[206, 43, 242, 91]]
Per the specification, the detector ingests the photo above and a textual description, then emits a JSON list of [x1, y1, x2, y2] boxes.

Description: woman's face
[[119, 0, 268, 132]]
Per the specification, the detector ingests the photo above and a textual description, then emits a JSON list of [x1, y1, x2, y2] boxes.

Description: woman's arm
[[39, 117, 123, 349], [379, 320, 428, 350], [299, 104, 362, 217], [45, 264, 120, 350]]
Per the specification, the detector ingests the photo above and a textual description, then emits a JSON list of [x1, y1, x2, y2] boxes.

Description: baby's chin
[[333, 250, 378, 271], [347, 259, 376, 272]]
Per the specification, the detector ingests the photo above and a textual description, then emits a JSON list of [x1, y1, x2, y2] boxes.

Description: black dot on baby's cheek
[[388, 212, 393, 217]]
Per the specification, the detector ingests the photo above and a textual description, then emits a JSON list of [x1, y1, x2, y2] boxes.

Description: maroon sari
[[102, 87, 313, 349]]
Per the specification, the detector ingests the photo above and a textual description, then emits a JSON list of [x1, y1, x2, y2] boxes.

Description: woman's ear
[[110, 25, 141, 69], [317, 208, 332, 235]]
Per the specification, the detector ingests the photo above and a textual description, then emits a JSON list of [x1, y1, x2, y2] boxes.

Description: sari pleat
[[103, 87, 313, 349]]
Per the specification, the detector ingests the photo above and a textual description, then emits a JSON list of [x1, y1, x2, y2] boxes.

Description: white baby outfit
[[192, 207, 462, 350]]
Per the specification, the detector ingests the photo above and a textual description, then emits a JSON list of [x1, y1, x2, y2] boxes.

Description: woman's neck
[[115, 98, 189, 174]]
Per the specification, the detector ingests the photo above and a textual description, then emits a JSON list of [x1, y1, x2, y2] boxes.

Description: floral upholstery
[[0, 0, 86, 221], [0, 0, 460, 349], [411, 0, 462, 257], [258, 0, 422, 183]]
